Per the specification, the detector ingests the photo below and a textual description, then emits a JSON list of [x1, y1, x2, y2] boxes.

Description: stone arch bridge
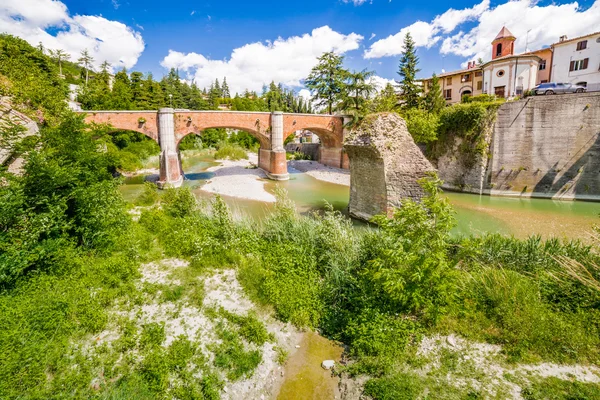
[[79, 108, 348, 187]]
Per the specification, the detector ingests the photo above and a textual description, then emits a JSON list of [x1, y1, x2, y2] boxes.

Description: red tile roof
[[494, 26, 516, 40]]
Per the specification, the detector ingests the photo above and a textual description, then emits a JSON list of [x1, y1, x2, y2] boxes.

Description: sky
[[2, 0, 599, 96]]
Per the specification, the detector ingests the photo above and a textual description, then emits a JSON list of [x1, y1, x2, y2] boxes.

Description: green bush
[[214, 142, 248, 160], [401, 108, 440, 143]]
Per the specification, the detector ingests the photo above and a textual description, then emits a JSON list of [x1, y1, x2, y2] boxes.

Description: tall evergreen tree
[[110, 68, 133, 110], [398, 32, 421, 108], [78, 49, 94, 85], [424, 73, 445, 114], [305, 52, 348, 114], [222, 77, 231, 98]]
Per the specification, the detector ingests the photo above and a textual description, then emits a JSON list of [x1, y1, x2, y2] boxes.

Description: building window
[[477, 81, 483, 90], [475, 71, 483, 77], [443, 89, 452, 100], [539, 60, 546, 70], [496, 43, 502, 57], [461, 74, 471, 82], [570, 58, 589, 71], [576, 40, 587, 51], [446, 77, 452, 85], [496, 69, 505, 77]]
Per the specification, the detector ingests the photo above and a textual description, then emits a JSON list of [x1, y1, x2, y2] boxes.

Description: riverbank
[[288, 160, 350, 186], [200, 153, 277, 203]]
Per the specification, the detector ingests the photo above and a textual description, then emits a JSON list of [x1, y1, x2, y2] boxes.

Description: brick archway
[[79, 109, 345, 187], [173, 111, 272, 149]]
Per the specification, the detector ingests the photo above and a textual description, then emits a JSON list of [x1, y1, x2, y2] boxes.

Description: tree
[[305, 52, 348, 114], [338, 69, 375, 114], [398, 32, 421, 109], [476, 57, 484, 67], [369, 83, 398, 113], [110, 68, 133, 110], [222, 77, 231, 98], [424, 73, 445, 114], [78, 49, 94, 85], [48, 49, 69, 76]]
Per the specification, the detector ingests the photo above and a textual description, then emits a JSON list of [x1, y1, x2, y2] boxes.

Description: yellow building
[[422, 62, 484, 104]]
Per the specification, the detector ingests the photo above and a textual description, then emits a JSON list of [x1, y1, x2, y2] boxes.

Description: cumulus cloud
[[440, 0, 600, 62], [161, 26, 363, 95], [365, 0, 489, 58], [0, 0, 145, 71], [365, 0, 600, 64]]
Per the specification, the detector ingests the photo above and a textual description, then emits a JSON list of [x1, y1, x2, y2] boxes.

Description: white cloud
[[190, 10, 196, 16], [161, 26, 363, 95], [364, 0, 600, 66], [0, 0, 145, 71], [369, 33, 376, 40], [342, 0, 369, 5], [364, 0, 489, 58], [441, 0, 600, 63], [370, 75, 396, 91]]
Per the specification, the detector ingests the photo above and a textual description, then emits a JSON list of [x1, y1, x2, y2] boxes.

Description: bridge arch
[[81, 111, 159, 142], [174, 112, 271, 149]]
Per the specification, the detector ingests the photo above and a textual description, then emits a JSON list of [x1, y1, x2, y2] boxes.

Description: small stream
[[120, 152, 600, 241]]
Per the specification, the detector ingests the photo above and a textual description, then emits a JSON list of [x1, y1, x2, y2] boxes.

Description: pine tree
[[398, 32, 421, 109], [110, 68, 133, 110], [305, 52, 348, 114], [424, 73, 445, 114], [222, 77, 231, 98]]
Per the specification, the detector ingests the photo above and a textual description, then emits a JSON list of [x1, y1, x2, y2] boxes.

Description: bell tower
[[491, 26, 516, 60]]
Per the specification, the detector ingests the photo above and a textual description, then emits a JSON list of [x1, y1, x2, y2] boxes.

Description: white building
[[551, 32, 600, 92], [480, 27, 540, 98]]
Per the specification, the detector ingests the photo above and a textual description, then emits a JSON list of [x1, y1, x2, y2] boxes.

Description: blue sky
[[2, 0, 599, 94]]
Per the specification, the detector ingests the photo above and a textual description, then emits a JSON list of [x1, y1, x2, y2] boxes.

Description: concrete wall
[[436, 92, 600, 200], [285, 143, 320, 160], [489, 92, 600, 200]]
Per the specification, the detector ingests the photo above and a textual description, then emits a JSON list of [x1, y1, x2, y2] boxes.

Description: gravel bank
[[288, 160, 350, 186]]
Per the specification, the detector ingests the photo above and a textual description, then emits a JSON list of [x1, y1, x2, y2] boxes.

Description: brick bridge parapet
[[79, 108, 346, 188]]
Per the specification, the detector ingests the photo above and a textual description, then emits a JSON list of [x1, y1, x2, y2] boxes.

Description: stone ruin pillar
[[259, 111, 289, 180], [157, 107, 183, 188], [344, 113, 436, 221]]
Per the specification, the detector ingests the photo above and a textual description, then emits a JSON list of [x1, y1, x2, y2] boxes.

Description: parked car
[[533, 82, 586, 95]]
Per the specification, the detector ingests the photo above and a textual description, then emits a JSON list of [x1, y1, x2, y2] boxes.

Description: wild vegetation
[[2, 32, 600, 400]]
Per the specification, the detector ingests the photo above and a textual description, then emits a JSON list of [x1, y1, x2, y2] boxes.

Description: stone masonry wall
[[345, 113, 436, 221], [489, 93, 600, 200]]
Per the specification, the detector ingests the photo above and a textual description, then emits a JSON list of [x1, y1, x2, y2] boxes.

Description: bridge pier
[[157, 108, 183, 188], [258, 111, 289, 180]]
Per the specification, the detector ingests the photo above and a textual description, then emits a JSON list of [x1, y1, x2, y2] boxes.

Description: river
[[120, 153, 600, 241]]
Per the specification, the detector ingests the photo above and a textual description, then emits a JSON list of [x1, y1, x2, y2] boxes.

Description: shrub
[[401, 108, 440, 143], [214, 142, 248, 160]]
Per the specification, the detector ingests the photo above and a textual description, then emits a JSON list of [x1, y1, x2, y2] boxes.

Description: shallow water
[[275, 332, 343, 400], [120, 153, 600, 240]]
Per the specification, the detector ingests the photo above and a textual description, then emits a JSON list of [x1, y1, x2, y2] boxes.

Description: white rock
[[295, 345, 301, 348], [322, 360, 335, 370]]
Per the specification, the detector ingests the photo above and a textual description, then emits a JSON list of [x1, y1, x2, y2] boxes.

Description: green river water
[[120, 154, 600, 241]]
